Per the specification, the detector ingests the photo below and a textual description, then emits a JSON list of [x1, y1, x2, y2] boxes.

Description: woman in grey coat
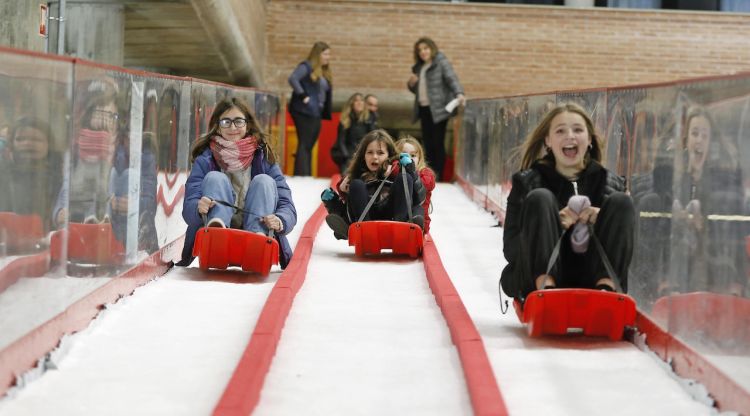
[[407, 37, 464, 181]]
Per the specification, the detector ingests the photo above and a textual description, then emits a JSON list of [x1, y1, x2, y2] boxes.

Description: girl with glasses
[[176, 98, 298, 269]]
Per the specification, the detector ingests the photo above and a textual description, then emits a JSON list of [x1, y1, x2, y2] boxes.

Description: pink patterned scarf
[[210, 134, 258, 172], [77, 128, 115, 162]]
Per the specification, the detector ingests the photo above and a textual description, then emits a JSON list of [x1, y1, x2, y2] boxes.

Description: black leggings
[[290, 111, 321, 176], [346, 176, 424, 223], [419, 106, 447, 180], [514, 189, 635, 298]]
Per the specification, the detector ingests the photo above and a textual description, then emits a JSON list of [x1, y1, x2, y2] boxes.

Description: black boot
[[326, 214, 349, 240], [411, 215, 424, 231]]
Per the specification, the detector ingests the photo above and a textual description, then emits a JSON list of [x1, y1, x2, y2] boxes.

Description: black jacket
[[502, 159, 625, 287], [330, 112, 376, 171]]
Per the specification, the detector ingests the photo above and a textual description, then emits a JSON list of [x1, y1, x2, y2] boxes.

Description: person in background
[[0, 116, 62, 233], [635, 106, 746, 297], [330, 92, 376, 174], [177, 97, 297, 269], [407, 37, 464, 181], [395, 136, 435, 234], [364, 94, 379, 125], [288, 41, 332, 176], [500, 103, 635, 303], [322, 130, 426, 240], [54, 77, 120, 227], [110, 128, 159, 254]]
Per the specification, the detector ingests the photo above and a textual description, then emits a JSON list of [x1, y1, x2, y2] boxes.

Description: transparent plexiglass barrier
[[0, 49, 283, 351], [459, 76, 750, 391]]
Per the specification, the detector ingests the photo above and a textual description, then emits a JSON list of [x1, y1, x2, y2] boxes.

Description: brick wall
[[264, 0, 750, 128]]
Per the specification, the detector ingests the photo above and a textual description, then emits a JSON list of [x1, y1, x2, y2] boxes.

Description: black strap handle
[[357, 178, 388, 223], [204, 199, 274, 238], [402, 165, 413, 222], [538, 225, 623, 293]]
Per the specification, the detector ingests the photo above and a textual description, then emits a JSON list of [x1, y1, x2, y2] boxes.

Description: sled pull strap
[[210, 199, 276, 238], [357, 178, 388, 223], [213, 199, 251, 215], [538, 232, 566, 290], [588, 224, 623, 293], [402, 166, 413, 222]]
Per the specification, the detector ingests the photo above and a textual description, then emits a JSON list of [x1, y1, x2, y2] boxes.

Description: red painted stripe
[[422, 235, 509, 416], [164, 170, 181, 189], [213, 204, 327, 416], [0, 236, 184, 396], [157, 184, 185, 217], [635, 312, 750, 414]]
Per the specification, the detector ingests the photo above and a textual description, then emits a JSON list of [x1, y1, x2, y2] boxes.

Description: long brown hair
[[413, 37, 439, 64], [518, 102, 602, 170], [307, 41, 332, 84], [680, 105, 737, 171], [189, 97, 275, 164], [345, 129, 397, 180]]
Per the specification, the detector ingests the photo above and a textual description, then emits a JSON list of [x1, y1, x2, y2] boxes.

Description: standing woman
[[288, 41, 333, 176], [178, 97, 297, 269], [407, 37, 464, 181]]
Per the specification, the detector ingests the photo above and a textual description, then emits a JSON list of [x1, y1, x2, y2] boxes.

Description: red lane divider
[[422, 235, 508, 416], [635, 311, 750, 414], [213, 203, 327, 416], [0, 236, 184, 396]]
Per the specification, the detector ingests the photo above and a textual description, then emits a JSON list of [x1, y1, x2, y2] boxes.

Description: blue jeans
[[201, 172, 278, 233]]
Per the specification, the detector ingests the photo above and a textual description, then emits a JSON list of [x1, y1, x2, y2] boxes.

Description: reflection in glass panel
[[0, 52, 74, 351]]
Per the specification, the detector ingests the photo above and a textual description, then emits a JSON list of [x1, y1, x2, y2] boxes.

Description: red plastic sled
[[192, 227, 279, 276], [513, 289, 636, 341], [0, 212, 45, 253], [348, 221, 423, 258], [50, 222, 125, 264], [650, 292, 750, 347]]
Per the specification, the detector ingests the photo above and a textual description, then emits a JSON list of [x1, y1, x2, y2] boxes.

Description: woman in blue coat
[[177, 98, 297, 268], [288, 41, 333, 176]]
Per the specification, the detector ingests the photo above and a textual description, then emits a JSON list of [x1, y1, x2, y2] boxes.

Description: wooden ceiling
[[123, 1, 231, 83]]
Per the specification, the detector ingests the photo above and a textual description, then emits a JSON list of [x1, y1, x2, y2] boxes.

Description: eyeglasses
[[219, 118, 247, 129], [93, 109, 119, 121]]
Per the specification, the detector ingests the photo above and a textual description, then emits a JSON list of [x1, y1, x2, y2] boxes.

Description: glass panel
[[0, 52, 73, 350], [0, 51, 283, 358]]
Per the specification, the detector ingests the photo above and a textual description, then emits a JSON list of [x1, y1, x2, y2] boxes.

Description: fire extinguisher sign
[[39, 4, 48, 37]]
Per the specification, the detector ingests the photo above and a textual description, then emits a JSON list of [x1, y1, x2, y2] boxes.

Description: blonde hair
[[340, 93, 370, 129], [395, 136, 428, 172], [519, 102, 602, 170], [306, 41, 332, 84]]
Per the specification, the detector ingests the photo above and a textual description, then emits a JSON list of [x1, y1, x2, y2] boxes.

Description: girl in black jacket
[[500, 103, 635, 301]]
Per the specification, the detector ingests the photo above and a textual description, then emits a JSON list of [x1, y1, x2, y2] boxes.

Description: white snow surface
[[0, 178, 718, 415]]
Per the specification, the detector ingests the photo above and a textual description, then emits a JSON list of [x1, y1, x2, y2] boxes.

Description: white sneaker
[[206, 217, 226, 228]]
